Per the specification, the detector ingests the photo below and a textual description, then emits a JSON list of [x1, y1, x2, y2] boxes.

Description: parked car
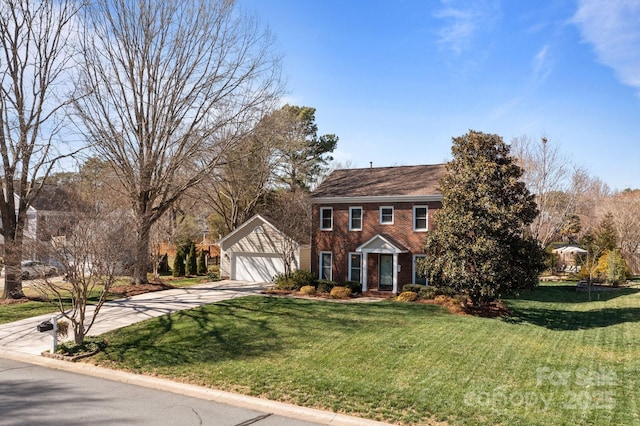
[[0, 260, 58, 280]]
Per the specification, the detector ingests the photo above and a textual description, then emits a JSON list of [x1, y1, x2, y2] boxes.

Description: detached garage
[[219, 214, 310, 283]]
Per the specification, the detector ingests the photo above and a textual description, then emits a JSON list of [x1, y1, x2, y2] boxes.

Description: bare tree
[[0, 0, 82, 299], [261, 190, 311, 277], [74, 0, 282, 284], [32, 210, 133, 345], [199, 104, 337, 236], [199, 125, 277, 236], [574, 172, 611, 238], [511, 136, 589, 247], [605, 189, 640, 272]]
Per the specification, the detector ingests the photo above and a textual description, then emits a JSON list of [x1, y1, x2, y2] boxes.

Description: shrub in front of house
[[317, 279, 337, 293], [403, 284, 426, 293], [290, 269, 317, 289], [330, 286, 352, 299], [397, 291, 418, 302], [435, 286, 456, 297], [419, 286, 438, 300], [343, 280, 362, 294], [300, 285, 316, 295], [274, 273, 294, 290], [274, 270, 317, 291]]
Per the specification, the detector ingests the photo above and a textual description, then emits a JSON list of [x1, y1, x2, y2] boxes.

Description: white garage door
[[234, 253, 284, 282]]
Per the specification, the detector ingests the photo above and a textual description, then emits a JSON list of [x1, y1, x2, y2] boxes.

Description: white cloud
[[532, 44, 552, 84], [573, 0, 640, 94], [434, 0, 501, 56]]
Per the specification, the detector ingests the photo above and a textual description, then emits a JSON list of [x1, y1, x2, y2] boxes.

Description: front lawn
[[88, 282, 640, 425]]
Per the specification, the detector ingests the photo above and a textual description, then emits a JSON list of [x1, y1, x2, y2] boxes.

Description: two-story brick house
[[310, 164, 446, 293]]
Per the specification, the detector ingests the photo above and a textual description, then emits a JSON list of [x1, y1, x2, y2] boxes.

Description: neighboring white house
[[219, 214, 310, 282], [0, 186, 82, 260], [0, 193, 39, 245]]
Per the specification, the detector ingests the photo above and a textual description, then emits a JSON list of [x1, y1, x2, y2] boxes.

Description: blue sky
[[240, 0, 640, 191]]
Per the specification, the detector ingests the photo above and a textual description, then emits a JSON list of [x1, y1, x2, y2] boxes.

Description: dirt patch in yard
[[0, 297, 33, 305]]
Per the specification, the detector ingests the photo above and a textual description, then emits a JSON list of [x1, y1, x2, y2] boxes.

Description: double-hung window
[[379, 206, 394, 224], [320, 252, 332, 280], [320, 207, 333, 230], [349, 253, 362, 282], [413, 255, 427, 285], [349, 207, 362, 231], [413, 206, 428, 231]]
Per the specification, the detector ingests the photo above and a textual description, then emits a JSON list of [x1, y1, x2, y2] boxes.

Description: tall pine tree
[[420, 130, 543, 305]]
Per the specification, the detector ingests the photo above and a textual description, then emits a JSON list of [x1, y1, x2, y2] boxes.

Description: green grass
[[88, 282, 640, 425], [0, 299, 61, 324]]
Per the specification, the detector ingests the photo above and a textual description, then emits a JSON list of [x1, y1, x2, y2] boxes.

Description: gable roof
[[311, 164, 446, 202], [218, 214, 308, 250], [356, 234, 409, 254]]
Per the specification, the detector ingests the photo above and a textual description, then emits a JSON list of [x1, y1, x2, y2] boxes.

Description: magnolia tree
[[33, 211, 133, 345], [420, 130, 544, 306]]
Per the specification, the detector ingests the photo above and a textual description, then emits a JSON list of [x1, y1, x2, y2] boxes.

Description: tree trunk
[[132, 220, 152, 284], [74, 323, 85, 346], [2, 239, 24, 299]]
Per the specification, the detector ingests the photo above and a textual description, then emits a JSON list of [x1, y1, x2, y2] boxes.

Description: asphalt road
[[0, 357, 320, 426]]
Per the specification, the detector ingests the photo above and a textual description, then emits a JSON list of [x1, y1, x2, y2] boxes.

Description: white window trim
[[349, 206, 363, 231], [413, 205, 428, 231], [379, 206, 394, 225], [412, 254, 427, 285], [348, 252, 362, 282], [320, 251, 333, 281], [320, 207, 333, 231]]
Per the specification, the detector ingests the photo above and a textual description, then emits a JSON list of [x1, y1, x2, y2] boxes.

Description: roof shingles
[[311, 164, 446, 199]]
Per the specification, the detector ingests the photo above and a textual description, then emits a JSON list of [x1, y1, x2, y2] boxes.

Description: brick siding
[[311, 201, 441, 289]]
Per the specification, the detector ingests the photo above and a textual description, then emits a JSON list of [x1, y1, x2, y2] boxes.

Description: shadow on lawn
[[97, 296, 444, 367], [505, 306, 640, 330], [504, 284, 640, 330], [511, 284, 640, 304], [99, 304, 281, 366]]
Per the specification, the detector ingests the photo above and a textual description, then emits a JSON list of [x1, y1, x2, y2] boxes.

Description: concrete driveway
[[0, 280, 270, 356]]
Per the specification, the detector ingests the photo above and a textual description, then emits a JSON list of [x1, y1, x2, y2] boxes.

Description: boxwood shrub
[[397, 291, 418, 302], [403, 283, 426, 293], [343, 280, 363, 294], [317, 279, 337, 293], [330, 286, 352, 299], [300, 285, 316, 295], [419, 286, 438, 300]]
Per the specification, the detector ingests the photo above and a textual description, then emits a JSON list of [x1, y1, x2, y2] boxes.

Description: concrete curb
[[0, 348, 392, 426]]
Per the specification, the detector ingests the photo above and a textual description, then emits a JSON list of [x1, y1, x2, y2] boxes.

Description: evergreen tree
[[595, 212, 617, 252], [420, 130, 544, 305], [186, 242, 197, 276], [173, 250, 185, 277], [197, 250, 207, 275]]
